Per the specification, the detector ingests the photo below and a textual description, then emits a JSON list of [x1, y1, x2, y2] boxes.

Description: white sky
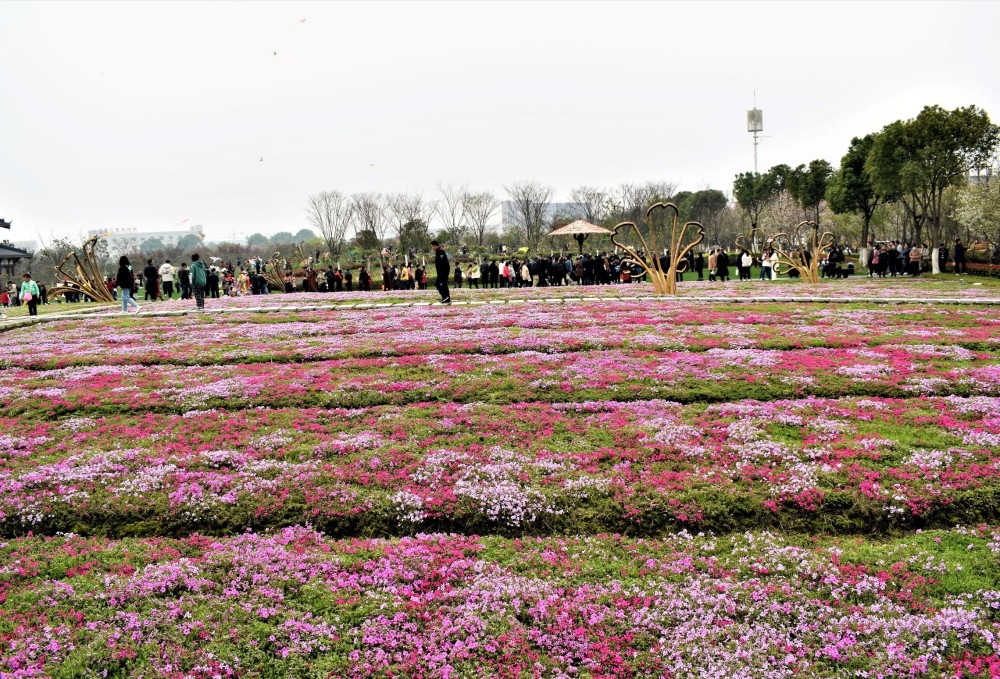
[[1, 0, 997, 243]]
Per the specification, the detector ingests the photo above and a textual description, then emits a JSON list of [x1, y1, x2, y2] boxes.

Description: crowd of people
[[0, 237, 983, 320], [864, 239, 969, 277]]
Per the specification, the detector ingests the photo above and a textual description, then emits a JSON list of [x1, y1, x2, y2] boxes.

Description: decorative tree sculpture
[[48, 236, 116, 303], [735, 226, 760, 257], [262, 252, 288, 293], [611, 202, 704, 295], [766, 220, 834, 284]]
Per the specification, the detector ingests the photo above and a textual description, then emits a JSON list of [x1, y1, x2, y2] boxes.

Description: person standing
[[190, 253, 208, 310], [207, 267, 221, 298], [716, 250, 730, 282], [143, 259, 160, 301], [19, 273, 40, 317], [178, 263, 191, 299], [937, 242, 949, 274], [431, 240, 450, 304], [954, 239, 967, 274], [158, 260, 176, 299], [116, 256, 140, 313]]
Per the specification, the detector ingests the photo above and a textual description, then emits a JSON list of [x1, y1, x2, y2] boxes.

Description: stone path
[[2, 294, 1000, 333]]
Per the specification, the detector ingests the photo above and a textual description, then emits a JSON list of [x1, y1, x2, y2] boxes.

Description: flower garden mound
[[5, 294, 1000, 676], [4, 527, 1000, 677]]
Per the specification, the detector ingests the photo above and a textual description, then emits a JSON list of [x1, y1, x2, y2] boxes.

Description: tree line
[[734, 104, 999, 252]]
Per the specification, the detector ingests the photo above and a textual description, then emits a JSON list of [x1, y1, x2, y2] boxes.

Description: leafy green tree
[[867, 105, 999, 245], [353, 229, 380, 252], [247, 233, 270, 247], [177, 234, 202, 251], [140, 238, 165, 252], [787, 160, 834, 224], [398, 219, 431, 255], [733, 169, 782, 232], [294, 228, 316, 241], [270, 231, 296, 245], [826, 134, 887, 247]]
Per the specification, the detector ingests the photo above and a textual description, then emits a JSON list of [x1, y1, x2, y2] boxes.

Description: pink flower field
[[3, 285, 1000, 677]]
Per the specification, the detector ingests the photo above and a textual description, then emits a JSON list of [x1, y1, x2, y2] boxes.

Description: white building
[[86, 225, 205, 260]]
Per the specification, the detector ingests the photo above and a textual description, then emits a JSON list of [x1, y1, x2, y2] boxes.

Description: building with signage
[[86, 225, 205, 260]]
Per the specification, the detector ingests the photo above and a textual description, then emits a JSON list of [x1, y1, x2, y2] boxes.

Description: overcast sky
[[1, 0, 997, 244]]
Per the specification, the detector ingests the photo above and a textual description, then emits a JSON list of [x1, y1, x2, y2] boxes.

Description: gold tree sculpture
[[735, 226, 760, 257], [611, 202, 704, 295], [262, 252, 288, 293], [766, 220, 834, 284], [48, 236, 116, 303]]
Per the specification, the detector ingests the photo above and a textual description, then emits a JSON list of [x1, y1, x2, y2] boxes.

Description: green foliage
[[270, 231, 296, 245], [247, 233, 270, 246], [827, 134, 887, 245], [787, 159, 834, 224], [733, 168, 783, 229], [176, 234, 202, 251], [139, 238, 165, 252], [398, 219, 431, 254], [353, 229, 380, 252], [867, 105, 1000, 243]]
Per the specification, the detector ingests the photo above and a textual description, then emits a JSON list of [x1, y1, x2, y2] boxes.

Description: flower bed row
[[2, 341, 998, 419], [3, 395, 1000, 537], [3, 302, 999, 369], [4, 526, 1000, 678]]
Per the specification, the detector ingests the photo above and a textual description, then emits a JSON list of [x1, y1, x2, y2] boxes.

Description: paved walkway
[[3, 294, 1000, 333]]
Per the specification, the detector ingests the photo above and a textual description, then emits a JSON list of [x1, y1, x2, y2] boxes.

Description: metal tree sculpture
[[767, 220, 834, 284], [735, 226, 760, 257], [262, 252, 287, 293], [611, 202, 704, 295], [48, 236, 116, 302]]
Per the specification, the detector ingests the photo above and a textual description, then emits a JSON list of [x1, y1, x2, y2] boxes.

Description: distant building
[[501, 202, 587, 230], [86, 225, 205, 260], [0, 241, 34, 278], [11, 240, 37, 253]]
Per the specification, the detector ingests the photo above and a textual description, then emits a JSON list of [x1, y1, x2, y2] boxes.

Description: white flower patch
[[563, 475, 613, 499], [835, 363, 894, 380], [389, 490, 427, 524]]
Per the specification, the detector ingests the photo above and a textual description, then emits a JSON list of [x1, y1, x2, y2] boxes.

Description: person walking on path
[[19, 273, 40, 317], [190, 253, 208, 310], [116, 256, 140, 313], [431, 240, 451, 304]]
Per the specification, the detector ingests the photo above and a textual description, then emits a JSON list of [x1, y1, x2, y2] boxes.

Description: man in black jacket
[[431, 240, 450, 304]]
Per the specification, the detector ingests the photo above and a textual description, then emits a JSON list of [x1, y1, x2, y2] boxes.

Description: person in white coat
[[158, 260, 177, 299]]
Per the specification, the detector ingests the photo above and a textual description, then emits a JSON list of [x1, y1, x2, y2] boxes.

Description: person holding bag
[[20, 273, 40, 317]]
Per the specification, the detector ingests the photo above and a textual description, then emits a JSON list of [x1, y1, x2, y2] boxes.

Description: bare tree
[[436, 183, 469, 243], [350, 192, 388, 245], [306, 190, 352, 256], [463, 191, 499, 248], [386, 192, 427, 241], [568, 186, 609, 225], [502, 181, 554, 250]]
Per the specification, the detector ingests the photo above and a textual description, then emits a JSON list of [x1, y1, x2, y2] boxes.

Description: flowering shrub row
[[2, 395, 1000, 536], [4, 526, 1000, 677], [2, 302, 998, 370]]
